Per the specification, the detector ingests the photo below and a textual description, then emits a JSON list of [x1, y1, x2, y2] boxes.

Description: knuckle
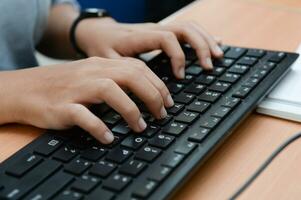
[[174, 51, 185, 62], [67, 104, 83, 120], [123, 104, 140, 117], [99, 78, 116, 91], [158, 82, 169, 95], [162, 31, 177, 41], [149, 91, 162, 105]]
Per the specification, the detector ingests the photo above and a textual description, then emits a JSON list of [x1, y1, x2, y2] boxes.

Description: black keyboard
[[0, 45, 298, 200]]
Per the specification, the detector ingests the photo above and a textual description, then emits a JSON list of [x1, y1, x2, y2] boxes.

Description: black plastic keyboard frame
[[0, 46, 299, 200]]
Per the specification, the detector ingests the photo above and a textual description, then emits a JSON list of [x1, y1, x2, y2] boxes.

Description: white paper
[[257, 44, 301, 122]]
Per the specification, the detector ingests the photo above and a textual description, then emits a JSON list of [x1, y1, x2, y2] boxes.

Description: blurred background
[[78, 0, 195, 23]]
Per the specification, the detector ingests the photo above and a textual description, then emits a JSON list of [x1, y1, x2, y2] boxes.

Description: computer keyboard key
[[232, 87, 252, 98], [34, 137, 64, 156], [80, 146, 107, 161], [55, 190, 83, 200], [175, 111, 199, 124], [188, 128, 210, 143], [224, 47, 246, 59], [103, 174, 132, 192], [89, 161, 116, 178], [199, 91, 221, 103], [178, 74, 195, 85], [162, 121, 187, 136], [174, 141, 197, 155], [167, 103, 185, 115], [132, 180, 158, 198], [269, 52, 286, 63], [121, 135, 147, 150], [86, 189, 115, 200], [148, 166, 171, 182], [119, 160, 147, 176], [246, 49, 266, 58], [237, 56, 258, 66], [148, 134, 175, 149], [102, 111, 121, 126], [211, 107, 232, 118], [199, 117, 221, 129], [228, 64, 249, 74], [135, 146, 161, 162], [64, 159, 91, 175], [104, 135, 125, 149], [242, 78, 260, 88], [214, 58, 234, 68], [167, 83, 184, 94], [221, 97, 240, 108], [184, 84, 205, 95], [141, 125, 160, 138], [112, 121, 131, 135], [195, 75, 216, 85], [53, 146, 79, 162], [208, 81, 231, 93], [6, 154, 42, 177], [71, 175, 100, 193], [106, 147, 132, 164], [259, 62, 276, 72], [0, 160, 61, 200], [161, 153, 184, 168], [151, 114, 173, 126], [187, 100, 210, 113], [185, 64, 202, 75], [182, 44, 197, 61], [205, 67, 225, 76], [174, 93, 195, 104], [219, 73, 240, 83], [25, 171, 73, 200], [252, 69, 268, 80]]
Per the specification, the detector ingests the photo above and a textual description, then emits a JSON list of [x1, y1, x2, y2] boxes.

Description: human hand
[[75, 18, 223, 79], [0, 57, 173, 144]]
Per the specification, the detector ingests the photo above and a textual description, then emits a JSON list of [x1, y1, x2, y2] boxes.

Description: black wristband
[[69, 9, 110, 58]]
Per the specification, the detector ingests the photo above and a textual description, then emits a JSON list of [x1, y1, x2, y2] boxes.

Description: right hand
[[0, 57, 174, 144]]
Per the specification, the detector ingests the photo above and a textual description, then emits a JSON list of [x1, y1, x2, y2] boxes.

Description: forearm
[[37, 4, 79, 59]]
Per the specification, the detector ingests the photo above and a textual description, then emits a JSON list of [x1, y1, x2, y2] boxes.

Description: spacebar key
[[0, 160, 62, 200]]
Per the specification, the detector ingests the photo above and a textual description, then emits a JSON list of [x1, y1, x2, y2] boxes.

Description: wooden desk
[[1, 0, 301, 199]]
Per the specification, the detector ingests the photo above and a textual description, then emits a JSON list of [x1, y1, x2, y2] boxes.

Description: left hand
[[75, 17, 223, 79]]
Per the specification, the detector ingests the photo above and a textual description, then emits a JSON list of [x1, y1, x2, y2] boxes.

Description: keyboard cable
[[229, 132, 301, 200]]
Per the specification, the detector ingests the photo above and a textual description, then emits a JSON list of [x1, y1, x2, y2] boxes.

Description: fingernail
[[103, 131, 114, 144], [178, 68, 185, 79], [216, 46, 223, 55], [166, 94, 174, 107], [138, 117, 147, 131], [160, 107, 168, 118], [206, 57, 213, 69]]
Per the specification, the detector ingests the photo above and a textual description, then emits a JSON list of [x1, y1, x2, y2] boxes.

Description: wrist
[[0, 72, 22, 124], [75, 17, 116, 56]]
